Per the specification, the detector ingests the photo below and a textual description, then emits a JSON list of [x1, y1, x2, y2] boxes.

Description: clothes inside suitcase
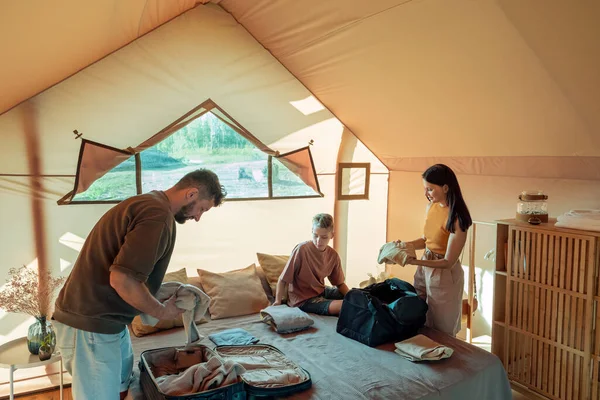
[[139, 344, 311, 399], [215, 344, 312, 397], [140, 345, 246, 400]]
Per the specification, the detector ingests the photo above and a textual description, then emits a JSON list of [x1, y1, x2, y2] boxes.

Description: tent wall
[[0, 0, 209, 114], [222, 0, 600, 173], [387, 171, 600, 339]]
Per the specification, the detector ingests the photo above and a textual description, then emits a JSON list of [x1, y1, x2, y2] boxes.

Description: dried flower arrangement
[[0, 265, 66, 357], [0, 265, 65, 318]]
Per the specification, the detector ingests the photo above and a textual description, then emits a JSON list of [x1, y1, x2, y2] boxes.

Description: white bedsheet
[[127, 313, 511, 399]]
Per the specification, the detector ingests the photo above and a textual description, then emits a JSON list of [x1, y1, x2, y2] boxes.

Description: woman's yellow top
[[424, 202, 450, 255]]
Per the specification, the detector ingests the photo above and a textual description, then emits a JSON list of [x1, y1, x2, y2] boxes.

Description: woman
[[397, 164, 472, 336]]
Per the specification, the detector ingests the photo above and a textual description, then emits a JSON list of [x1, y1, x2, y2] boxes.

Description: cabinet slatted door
[[504, 225, 596, 400], [593, 251, 600, 400]]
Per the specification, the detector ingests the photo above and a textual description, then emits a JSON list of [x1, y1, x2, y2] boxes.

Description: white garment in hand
[[377, 241, 416, 266], [394, 334, 453, 362], [140, 282, 210, 348]]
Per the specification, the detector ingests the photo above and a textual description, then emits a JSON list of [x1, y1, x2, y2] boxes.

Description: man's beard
[[174, 202, 194, 224]]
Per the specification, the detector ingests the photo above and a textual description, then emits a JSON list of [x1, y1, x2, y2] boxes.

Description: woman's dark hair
[[422, 164, 472, 233]]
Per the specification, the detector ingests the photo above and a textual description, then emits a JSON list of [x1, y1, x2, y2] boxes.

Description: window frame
[[58, 100, 323, 205]]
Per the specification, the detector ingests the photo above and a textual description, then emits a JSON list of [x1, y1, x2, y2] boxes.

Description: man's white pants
[[54, 320, 134, 400]]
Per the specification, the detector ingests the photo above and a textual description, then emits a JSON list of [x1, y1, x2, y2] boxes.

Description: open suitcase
[[139, 344, 312, 399]]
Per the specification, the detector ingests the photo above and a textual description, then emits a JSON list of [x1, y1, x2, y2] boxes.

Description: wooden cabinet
[[492, 219, 600, 400]]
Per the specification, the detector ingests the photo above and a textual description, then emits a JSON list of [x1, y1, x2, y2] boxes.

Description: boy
[[273, 213, 349, 315]]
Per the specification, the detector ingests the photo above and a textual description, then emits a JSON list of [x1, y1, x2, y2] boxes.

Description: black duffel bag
[[336, 278, 428, 347]]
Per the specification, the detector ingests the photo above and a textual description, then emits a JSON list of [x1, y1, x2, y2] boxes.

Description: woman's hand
[[272, 300, 282, 306], [405, 256, 417, 265]]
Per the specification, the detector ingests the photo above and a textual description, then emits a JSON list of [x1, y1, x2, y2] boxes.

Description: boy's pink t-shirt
[[280, 240, 345, 307]]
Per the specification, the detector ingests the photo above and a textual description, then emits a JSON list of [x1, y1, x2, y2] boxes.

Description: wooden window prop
[[337, 163, 370, 200]]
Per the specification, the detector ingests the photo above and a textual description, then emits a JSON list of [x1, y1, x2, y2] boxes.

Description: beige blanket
[[377, 241, 417, 266], [127, 314, 512, 400], [140, 282, 210, 348]]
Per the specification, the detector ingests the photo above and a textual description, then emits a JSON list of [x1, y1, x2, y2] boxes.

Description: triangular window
[[60, 100, 321, 204]]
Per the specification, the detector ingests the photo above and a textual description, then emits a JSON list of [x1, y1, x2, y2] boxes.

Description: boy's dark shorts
[[299, 287, 345, 315]]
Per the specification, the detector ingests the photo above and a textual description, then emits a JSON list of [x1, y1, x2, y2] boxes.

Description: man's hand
[[110, 269, 184, 321], [157, 295, 185, 320]]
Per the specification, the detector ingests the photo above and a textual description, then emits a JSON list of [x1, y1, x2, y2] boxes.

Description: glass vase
[[27, 316, 56, 357]]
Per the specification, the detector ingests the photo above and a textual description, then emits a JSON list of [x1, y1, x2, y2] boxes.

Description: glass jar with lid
[[516, 190, 548, 224]]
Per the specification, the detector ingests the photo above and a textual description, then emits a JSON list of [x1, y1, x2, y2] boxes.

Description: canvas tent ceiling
[[1, 4, 389, 184], [2, 0, 599, 181], [219, 0, 600, 178], [0, 0, 208, 114]]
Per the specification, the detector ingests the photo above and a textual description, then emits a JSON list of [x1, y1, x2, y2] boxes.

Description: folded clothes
[[260, 305, 314, 334], [394, 334, 453, 362], [209, 328, 259, 346], [559, 209, 600, 220], [377, 241, 417, 266], [556, 209, 600, 232]]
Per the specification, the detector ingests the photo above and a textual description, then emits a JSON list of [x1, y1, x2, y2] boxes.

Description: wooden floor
[[11, 385, 543, 399], [13, 386, 71, 400]]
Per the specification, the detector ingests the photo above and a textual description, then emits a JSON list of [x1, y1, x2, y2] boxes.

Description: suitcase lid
[[215, 344, 312, 396]]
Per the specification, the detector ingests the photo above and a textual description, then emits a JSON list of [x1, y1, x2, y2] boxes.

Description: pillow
[[193, 267, 274, 303], [130, 268, 207, 337], [255, 266, 275, 302], [197, 264, 270, 320], [256, 253, 290, 295]]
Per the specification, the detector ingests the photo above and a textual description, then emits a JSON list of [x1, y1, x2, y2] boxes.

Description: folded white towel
[[561, 209, 600, 220], [260, 305, 314, 334], [394, 334, 453, 362], [140, 282, 210, 348], [556, 210, 600, 232]]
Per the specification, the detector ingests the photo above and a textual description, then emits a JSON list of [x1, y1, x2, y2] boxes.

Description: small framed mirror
[[337, 163, 370, 200]]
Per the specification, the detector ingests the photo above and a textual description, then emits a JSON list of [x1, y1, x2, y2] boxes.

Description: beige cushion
[[191, 267, 273, 301], [197, 264, 270, 320], [187, 275, 204, 292], [256, 266, 275, 301], [256, 253, 290, 295], [130, 268, 206, 337]]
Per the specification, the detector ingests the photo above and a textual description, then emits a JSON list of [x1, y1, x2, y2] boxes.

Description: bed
[[126, 313, 512, 399]]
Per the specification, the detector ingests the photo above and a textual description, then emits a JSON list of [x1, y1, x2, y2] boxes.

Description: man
[[53, 169, 226, 400]]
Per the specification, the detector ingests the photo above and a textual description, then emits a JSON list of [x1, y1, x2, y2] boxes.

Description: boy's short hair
[[312, 213, 334, 231]]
